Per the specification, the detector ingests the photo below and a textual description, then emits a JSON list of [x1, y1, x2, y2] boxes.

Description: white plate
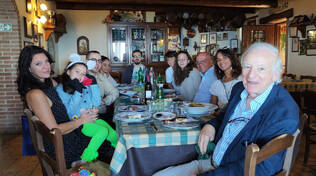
[[120, 90, 137, 97], [118, 105, 147, 112], [162, 118, 200, 130], [115, 112, 151, 123], [153, 112, 176, 120], [185, 103, 217, 115]]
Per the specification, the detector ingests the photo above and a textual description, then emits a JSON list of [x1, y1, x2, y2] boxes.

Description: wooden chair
[[283, 73, 296, 80], [301, 90, 316, 164], [244, 134, 294, 176], [282, 113, 307, 175], [24, 109, 111, 176], [110, 71, 122, 84], [300, 75, 316, 82]]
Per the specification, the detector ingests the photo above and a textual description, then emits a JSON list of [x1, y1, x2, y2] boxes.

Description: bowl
[[185, 103, 217, 115]]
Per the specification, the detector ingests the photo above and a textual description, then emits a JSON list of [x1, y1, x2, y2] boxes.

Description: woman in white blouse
[[209, 48, 242, 109], [100, 56, 119, 87]]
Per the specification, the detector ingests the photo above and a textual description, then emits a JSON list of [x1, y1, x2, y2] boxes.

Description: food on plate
[[129, 106, 138, 111], [189, 103, 205, 107], [132, 95, 139, 98], [125, 114, 141, 119], [163, 117, 187, 124]]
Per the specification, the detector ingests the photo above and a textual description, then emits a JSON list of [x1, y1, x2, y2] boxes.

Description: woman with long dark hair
[[17, 46, 114, 168], [173, 51, 201, 101], [209, 48, 242, 109]]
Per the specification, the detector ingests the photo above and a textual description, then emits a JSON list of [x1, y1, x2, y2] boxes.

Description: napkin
[[195, 142, 215, 160]]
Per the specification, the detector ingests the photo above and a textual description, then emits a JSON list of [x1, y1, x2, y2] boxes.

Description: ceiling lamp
[[39, 15, 47, 24], [40, 3, 48, 11]]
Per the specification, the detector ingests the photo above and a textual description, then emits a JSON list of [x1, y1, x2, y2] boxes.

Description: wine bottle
[[144, 75, 152, 103]]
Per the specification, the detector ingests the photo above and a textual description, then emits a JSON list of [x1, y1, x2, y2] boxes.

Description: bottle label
[[157, 83, 163, 88], [145, 91, 152, 98]]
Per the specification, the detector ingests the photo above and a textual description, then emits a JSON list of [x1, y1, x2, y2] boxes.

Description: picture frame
[[306, 42, 316, 56], [200, 33, 207, 44], [222, 32, 228, 40], [292, 37, 299, 52], [230, 39, 238, 49], [25, 0, 32, 13], [23, 16, 33, 38], [217, 33, 223, 41], [307, 29, 316, 43], [24, 41, 34, 47], [77, 36, 89, 55], [299, 39, 307, 55], [289, 26, 297, 37], [209, 33, 217, 44]]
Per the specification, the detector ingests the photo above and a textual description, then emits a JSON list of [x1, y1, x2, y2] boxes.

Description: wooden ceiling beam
[[55, 2, 256, 13], [52, 0, 277, 9]]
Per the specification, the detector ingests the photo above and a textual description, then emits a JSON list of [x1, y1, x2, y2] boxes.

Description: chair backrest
[[282, 113, 307, 176], [24, 109, 68, 176], [300, 75, 316, 82], [244, 134, 294, 176]]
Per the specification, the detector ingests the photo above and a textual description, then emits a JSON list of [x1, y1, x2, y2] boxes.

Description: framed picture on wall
[[292, 37, 299, 52], [222, 32, 228, 40], [289, 27, 297, 37], [200, 33, 207, 44], [77, 36, 89, 55], [209, 33, 217, 44], [38, 33, 44, 48], [230, 39, 238, 49], [23, 16, 33, 38], [299, 40, 307, 55]]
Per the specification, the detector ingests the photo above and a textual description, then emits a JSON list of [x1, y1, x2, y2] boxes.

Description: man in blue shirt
[[193, 52, 217, 103], [153, 43, 299, 176]]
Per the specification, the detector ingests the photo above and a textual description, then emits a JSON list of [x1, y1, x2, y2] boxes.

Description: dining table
[[109, 94, 214, 176]]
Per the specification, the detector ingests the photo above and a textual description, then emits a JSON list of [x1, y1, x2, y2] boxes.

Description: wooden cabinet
[[107, 22, 168, 72]]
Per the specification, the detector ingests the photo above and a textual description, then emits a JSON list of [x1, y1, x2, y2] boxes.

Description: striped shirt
[[212, 83, 274, 165]]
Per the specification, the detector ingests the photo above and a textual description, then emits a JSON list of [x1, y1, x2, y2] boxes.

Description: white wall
[[285, 0, 316, 76], [255, 0, 316, 76], [55, 10, 110, 74]]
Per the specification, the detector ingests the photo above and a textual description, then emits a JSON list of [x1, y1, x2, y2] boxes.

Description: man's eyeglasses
[[196, 60, 207, 65], [87, 58, 102, 63], [227, 117, 251, 124], [133, 55, 142, 58]]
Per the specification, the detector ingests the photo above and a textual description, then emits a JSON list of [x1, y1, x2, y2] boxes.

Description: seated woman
[[173, 51, 201, 101], [210, 48, 242, 109], [56, 53, 117, 162], [17, 46, 114, 168], [100, 55, 119, 87]]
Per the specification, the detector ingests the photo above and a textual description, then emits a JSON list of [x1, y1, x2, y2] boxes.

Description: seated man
[[154, 43, 299, 176], [193, 52, 217, 103], [86, 51, 119, 110], [165, 50, 177, 89], [122, 50, 147, 84]]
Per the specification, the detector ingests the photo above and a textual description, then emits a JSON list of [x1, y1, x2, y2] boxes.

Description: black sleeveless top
[[41, 80, 113, 168]]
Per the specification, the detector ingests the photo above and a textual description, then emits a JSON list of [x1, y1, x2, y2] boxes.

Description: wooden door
[[242, 25, 276, 52]]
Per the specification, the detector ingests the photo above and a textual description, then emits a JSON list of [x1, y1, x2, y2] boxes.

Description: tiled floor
[[0, 134, 315, 176]]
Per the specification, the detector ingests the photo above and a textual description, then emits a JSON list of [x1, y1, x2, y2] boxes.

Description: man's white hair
[[241, 42, 283, 84]]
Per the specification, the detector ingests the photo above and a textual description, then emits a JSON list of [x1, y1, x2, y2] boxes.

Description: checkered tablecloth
[[109, 97, 201, 174]]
